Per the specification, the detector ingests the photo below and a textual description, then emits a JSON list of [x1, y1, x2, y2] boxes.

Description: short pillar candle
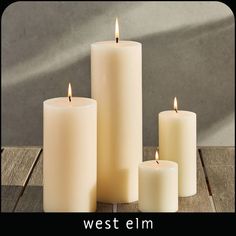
[[138, 151, 178, 212]]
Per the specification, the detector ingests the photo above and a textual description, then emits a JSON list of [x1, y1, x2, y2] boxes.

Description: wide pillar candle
[[159, 99, 197, 197], [43, 96, 97, 212], [91, 22, 142, 203]]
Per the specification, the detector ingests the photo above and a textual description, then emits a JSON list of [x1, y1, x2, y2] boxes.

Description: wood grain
[[117, 202, 139, 212], [1, 148, 41, 185], [1, 147, 41, 212], [178, 151, 214, 212], [201, 148, 235, 212], [2, 147, 234, 212], [200, 147, 234, 166], [15, 154, 43, 212], [97, 203, 113, 212], [1, 186, 22, 212]]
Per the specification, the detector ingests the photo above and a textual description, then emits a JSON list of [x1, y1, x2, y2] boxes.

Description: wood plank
[[96, 203, 113, 212], [201, 148, 235, 212], [200, 147, 234, 166], [14, 185, 43, 212], [178, 151, 214, 212], [15, 154, 43, 212], [1, 186, 23, 212], [1, 147, 41, 212], [23, 153, 43, 185], [1, 147, 41, 185], [6, 146, 233, 212], [117, 202, 138, 212]]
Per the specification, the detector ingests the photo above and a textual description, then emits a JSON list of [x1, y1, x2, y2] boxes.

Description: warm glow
[[115, 17, 119, 42], [155, 150, 159, 160], [68, 83, 72, 102], [174, 97, 178, 112]]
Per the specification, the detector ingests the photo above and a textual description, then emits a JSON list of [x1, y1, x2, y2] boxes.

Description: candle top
[[139, 160, 178, 170], [92, 41, 141, 48], [44, 97, 96, 109], [159, 110, 196, 117]]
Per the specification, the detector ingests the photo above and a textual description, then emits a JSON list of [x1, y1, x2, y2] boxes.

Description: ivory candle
[[138, 151, 178, 212], [159, 97, 197, 197], [91, 18, 142, 203], [43, 84, 97, 212]]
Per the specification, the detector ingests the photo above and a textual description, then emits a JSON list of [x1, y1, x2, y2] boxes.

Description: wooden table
[[1, 147, 234, 212]]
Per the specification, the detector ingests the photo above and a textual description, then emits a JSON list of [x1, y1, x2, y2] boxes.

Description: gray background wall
[[2, 1, 235, 146]]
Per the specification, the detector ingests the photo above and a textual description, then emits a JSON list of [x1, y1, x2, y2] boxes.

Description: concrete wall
[[2, 1, 234, 146]]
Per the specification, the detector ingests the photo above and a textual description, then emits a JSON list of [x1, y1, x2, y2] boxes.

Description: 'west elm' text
[[83, 217, 154, 230]]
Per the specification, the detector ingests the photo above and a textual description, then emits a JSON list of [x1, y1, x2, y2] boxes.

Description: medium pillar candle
[[43, 84, 97, 212], [159, 97, 197, 197], [139, 151, 178, 212], [91, 19, 142, 203]]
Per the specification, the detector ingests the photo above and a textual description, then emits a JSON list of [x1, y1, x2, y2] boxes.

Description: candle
[[138, 151, 178, 212], [43, 83, 97, 212], [91, 18, 142, 203], [159, 97, 197, 197]]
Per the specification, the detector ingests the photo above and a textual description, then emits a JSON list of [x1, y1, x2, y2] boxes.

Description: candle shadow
[[2, 14, 234, 146], [1, 185, 23, 212], [2, 184, 97, 212], [15, 185, 43, 212], [1, 185, 43, 212]]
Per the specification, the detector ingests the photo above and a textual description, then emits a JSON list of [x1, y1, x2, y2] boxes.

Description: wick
[[116, 37, 119, 43], [174, 108, 178, 113], [69, 96, 71, 102], [156, 160, 159, 164]]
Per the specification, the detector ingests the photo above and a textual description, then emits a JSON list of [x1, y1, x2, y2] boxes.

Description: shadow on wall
[[2, 15, 234, 146], [2, 1, 128, 70], [141, 16, 234, 146]]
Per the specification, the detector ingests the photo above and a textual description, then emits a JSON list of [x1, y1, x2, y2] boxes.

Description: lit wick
[[115, 17, 119, 43], [155, 150, 159, 164], [174, 97, 178, 113], [68, 83, 72, 102]]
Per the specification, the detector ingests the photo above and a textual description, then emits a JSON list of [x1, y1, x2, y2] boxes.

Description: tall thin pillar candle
[[159, 97, 197, 197], [91, 19, 142, 203]]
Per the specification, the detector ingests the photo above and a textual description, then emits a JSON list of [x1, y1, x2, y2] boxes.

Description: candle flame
[[155, 150, 159, 164], [174, 97, 178, 112], [115, 17, 119, 43], [68, 83, 72, 102], [155, 150, 159, 160]]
